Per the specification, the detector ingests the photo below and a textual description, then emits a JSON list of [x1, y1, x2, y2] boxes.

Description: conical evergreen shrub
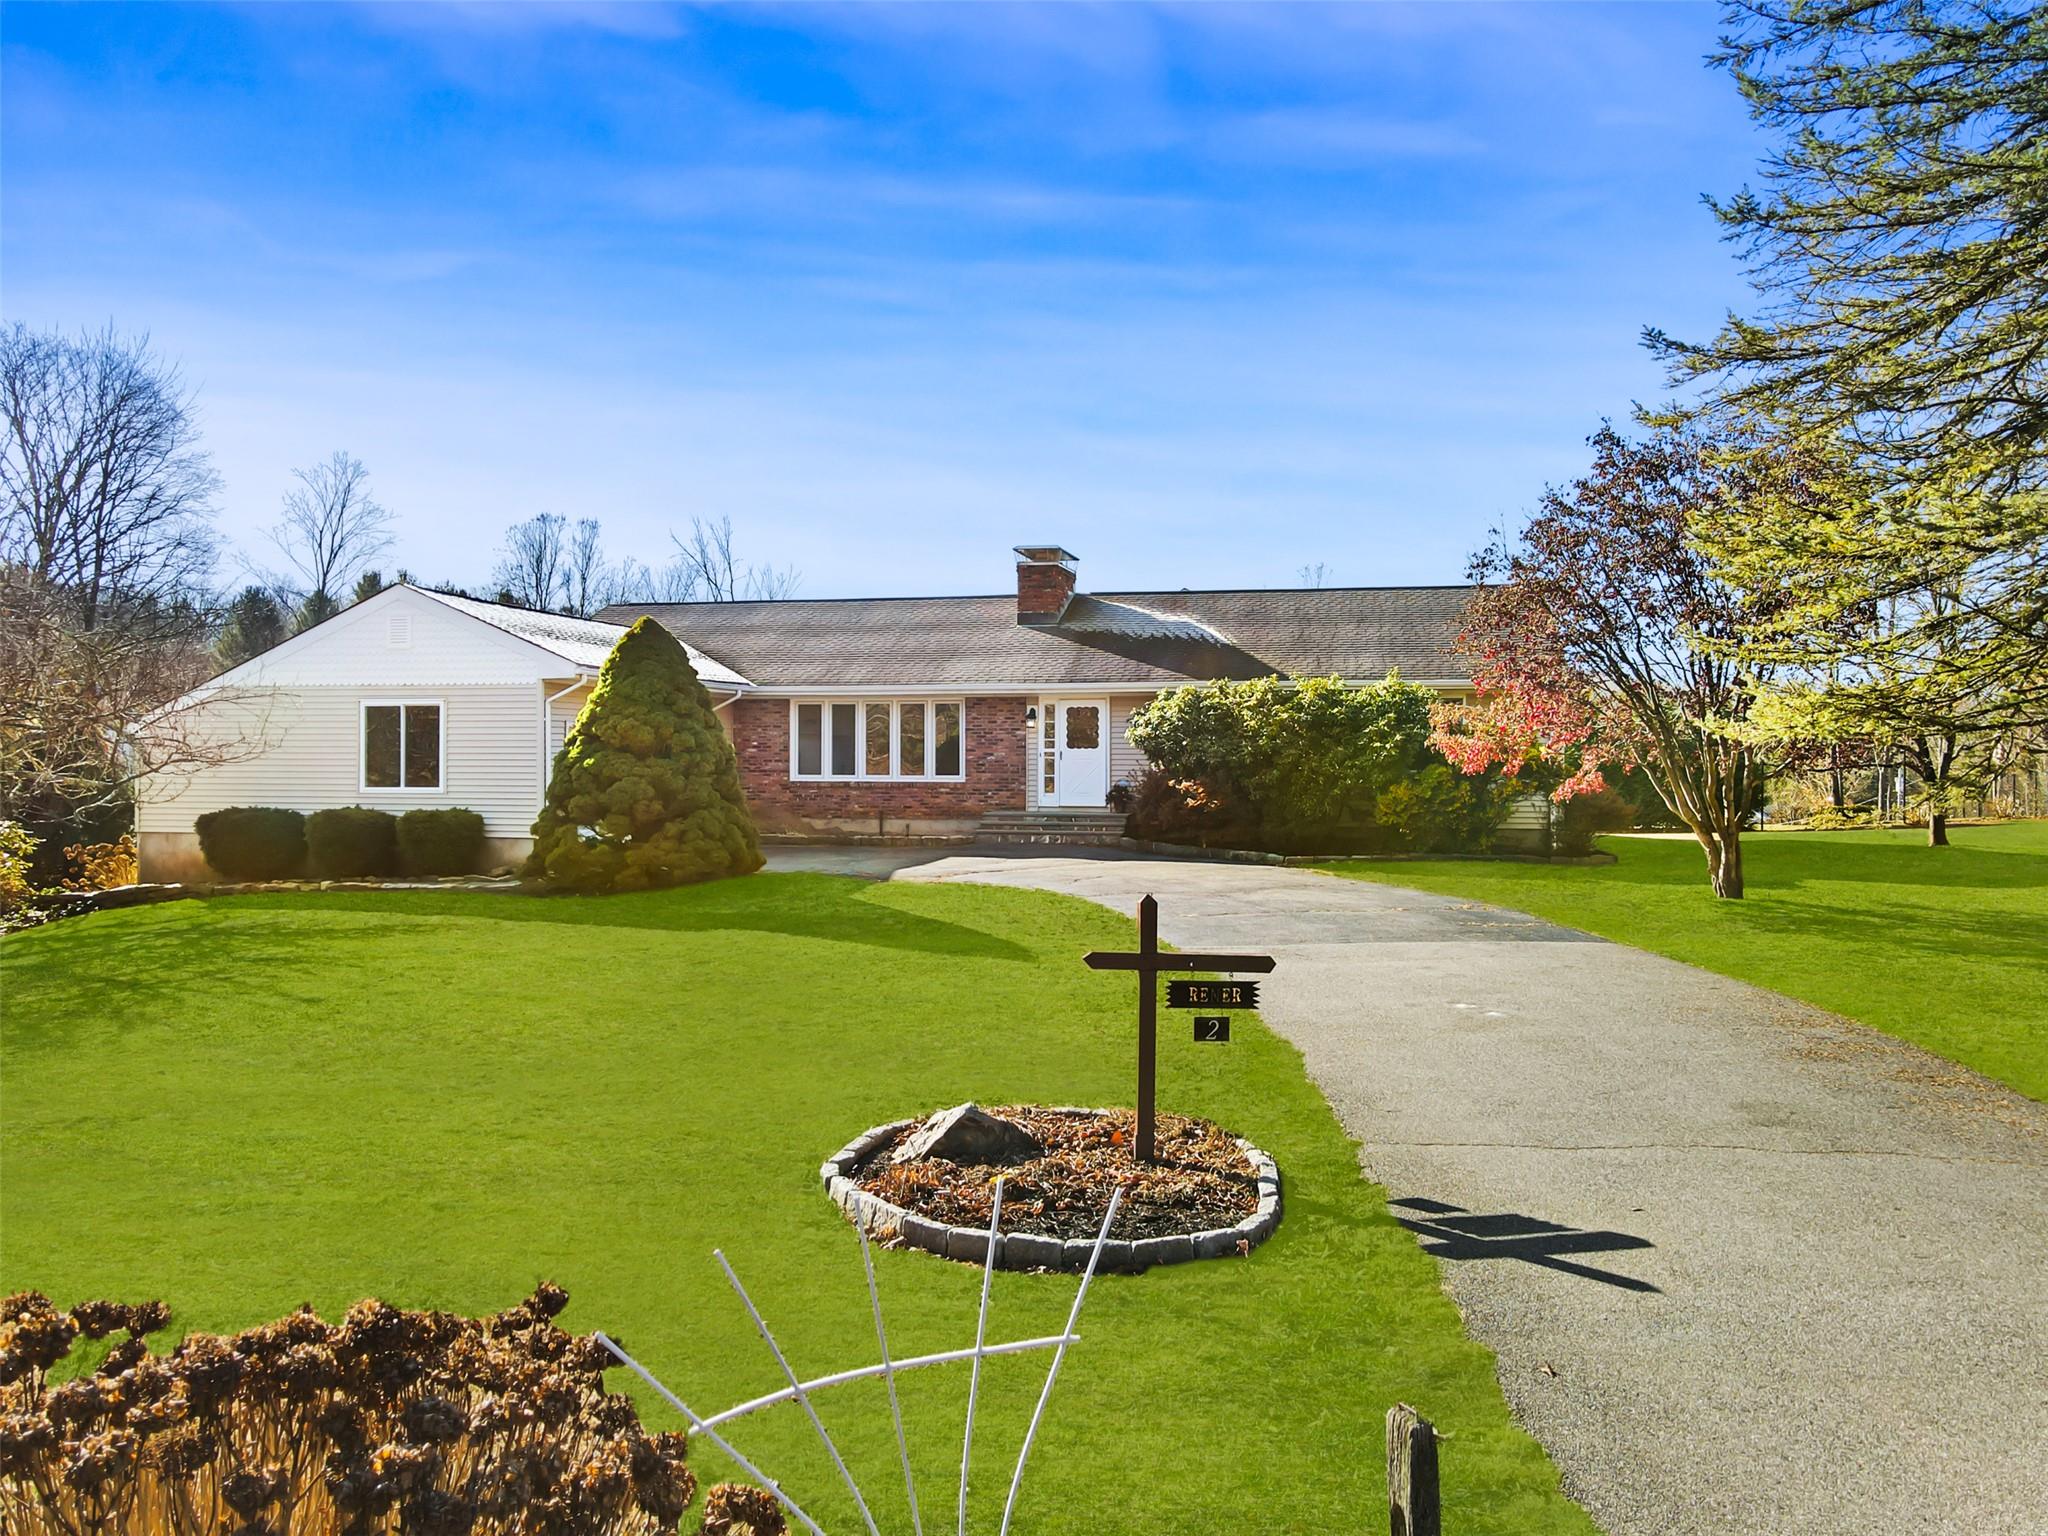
[[526, 618, 764, 892]]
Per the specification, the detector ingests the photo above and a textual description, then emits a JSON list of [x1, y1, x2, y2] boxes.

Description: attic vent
[[386, 613, 412, 648]]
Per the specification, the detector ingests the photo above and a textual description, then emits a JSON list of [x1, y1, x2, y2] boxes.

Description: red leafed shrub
[[0, 1284, 762, 1536]]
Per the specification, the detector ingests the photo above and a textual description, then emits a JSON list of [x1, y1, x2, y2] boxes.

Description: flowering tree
[[1432, 424, 1791, 898]]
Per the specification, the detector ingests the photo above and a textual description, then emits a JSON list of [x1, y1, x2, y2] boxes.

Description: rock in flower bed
[[854, 1105, 1260, 1243], [0, 1285, 781, 1536]]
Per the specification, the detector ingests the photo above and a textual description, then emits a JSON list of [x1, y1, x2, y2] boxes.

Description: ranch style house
[[134, 546, 1499, 880]]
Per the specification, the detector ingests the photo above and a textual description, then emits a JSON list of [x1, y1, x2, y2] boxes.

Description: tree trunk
[[1707, 831, 1745, 898], [1928, 811, 1949, 846]]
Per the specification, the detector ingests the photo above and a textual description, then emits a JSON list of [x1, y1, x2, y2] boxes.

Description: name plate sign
[[1166, 979, 1258, 1010]]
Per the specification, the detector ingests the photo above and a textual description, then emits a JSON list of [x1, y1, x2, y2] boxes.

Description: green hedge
[[398, 808, 486, 876], [194, 808, 306, 880], [1551, 787, 1635, 856], [306, 807, 398, 878]]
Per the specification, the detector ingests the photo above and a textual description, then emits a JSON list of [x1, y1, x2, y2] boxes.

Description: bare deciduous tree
[[269, 451, 391, 629], [670, 515, 799, 602], [0, 325, 251, 839], [563, 517, 607, 618], [493, 512, 569, 611], [0, 569, 271, 824], [1297, 562, 1330, 589], [0, 324, 220, 629]]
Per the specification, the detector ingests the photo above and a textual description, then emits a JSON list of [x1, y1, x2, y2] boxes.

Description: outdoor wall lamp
[[1024, 704, 1039, 727]]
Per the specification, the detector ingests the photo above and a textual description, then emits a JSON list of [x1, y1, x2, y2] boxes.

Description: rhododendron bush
[[0, 1285, 782, 1536]]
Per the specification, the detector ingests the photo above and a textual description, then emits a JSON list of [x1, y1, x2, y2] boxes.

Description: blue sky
[[2, 2, 1762, 598]]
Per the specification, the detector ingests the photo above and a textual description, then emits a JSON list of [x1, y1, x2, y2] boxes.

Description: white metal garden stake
[[862, 1227, 925, 1536], [599, 1172, 1123, 1536], [998, 1185, 1124, 1536], [957, 1177, 1005, 1536], [594, 1331, 830, 1536], [717, 1249, 885, 1536]]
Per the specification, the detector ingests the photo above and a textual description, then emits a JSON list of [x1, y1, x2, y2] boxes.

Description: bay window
[[790, 699, 965, 780]]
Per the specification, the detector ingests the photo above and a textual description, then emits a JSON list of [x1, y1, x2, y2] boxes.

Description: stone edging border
[[821, 1109, 1281, 1274], [1114, 836, 1618, 867]]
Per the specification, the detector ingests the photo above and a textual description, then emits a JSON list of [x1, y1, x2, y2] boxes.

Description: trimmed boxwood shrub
[[194, 807, 306, 880], [398, 807, 486, 875], [306, 806, 398, 878]]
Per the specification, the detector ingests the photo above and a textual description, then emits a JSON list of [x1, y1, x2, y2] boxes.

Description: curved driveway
[[774, 845, 2048, 1536]]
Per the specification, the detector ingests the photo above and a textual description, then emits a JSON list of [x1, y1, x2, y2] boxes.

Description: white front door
[[1053, 700, 1109, 807]]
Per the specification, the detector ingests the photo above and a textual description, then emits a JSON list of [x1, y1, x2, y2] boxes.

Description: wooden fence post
[[1386, 1402, 1440, 1536]]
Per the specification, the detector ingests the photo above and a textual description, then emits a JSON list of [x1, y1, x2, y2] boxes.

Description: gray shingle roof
[[416, 587, 751, 687], [598, 586, 1475, 689]]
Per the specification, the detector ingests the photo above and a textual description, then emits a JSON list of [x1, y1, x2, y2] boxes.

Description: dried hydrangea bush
[[0, 1284, 783, 1536], [855, 1106, 1258, 1241]]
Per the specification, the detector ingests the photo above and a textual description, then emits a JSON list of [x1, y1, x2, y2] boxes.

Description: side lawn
[[1320, 821, 2048, 1102], [0, 874, 1594, 1536]]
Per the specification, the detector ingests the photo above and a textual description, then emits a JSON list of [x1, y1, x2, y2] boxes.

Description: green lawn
[[1322, 820, 2048, 1102], [0, 875, 1591, 1536]]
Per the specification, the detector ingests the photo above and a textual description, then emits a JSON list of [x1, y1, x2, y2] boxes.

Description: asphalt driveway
[[769, 845, 2048, 1536]]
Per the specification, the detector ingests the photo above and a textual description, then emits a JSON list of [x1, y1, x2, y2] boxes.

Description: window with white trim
[[361, 701, 444, 791], [790, 699, 964, 780]]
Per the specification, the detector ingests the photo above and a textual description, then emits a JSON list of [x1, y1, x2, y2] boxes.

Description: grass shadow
[[287, 872, 1037, 959], [1, 874, 1035, 1043]]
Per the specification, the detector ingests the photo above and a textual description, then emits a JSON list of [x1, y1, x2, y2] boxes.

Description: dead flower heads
[[0, 1285, 783, 1536]]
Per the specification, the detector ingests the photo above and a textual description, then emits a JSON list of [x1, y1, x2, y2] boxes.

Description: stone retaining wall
[[821, 1111, 1282, 1274]]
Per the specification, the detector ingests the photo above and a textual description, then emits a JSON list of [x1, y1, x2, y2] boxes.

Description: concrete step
[[979, 811, 1125, 827], [977, 828, 1129, 846], [976, 808, 1129, 846]]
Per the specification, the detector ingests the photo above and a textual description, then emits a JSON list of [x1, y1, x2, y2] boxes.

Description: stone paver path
[[770, 845, 2048, 1536]]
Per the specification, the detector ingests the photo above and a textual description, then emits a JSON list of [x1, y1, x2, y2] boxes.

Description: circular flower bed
[[821, 1106, 1282, 1274]]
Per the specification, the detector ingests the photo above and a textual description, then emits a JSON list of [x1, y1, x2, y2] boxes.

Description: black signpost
[[1084, 894, 1275, 1162]]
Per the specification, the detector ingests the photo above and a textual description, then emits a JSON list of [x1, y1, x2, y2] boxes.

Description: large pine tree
[[526, 618, 763, 892], [1652, 0, 2047, 726]]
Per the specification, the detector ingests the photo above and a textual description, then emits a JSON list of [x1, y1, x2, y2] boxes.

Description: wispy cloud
[[1206, 105, 1487, 165], [353, 1, 689, 42]]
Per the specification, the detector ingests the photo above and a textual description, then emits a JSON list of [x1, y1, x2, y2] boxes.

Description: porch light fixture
[[1024, 704, 1039, 727]]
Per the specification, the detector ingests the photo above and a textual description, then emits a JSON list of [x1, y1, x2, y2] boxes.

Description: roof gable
[[189, 584, 751, 695]]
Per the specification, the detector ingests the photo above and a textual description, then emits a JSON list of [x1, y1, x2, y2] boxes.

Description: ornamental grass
[[0, 1285, 783, 1536]]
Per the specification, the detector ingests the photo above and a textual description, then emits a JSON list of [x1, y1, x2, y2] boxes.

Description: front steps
[[976, 808, 1129, 845]]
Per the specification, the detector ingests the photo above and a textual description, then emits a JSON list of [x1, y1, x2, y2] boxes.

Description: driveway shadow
[[1390, 1196, 1661, 1293]]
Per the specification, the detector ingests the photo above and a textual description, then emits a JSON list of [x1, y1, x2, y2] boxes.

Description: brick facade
[[1015, 560, 1076, 623], [727, 695, 1028, 833]]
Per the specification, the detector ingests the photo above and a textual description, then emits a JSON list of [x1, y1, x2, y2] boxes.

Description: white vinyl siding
[[547, 684, 592, 759], [136, 684, 544, 839], [1108, 695, 1149, 787]]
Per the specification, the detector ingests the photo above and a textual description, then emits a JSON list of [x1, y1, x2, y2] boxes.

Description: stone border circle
[[821, 1108, 1281, 1274]]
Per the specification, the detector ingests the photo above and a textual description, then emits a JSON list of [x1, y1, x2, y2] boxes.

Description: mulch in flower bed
[[851, 1106, 1257, 1242]]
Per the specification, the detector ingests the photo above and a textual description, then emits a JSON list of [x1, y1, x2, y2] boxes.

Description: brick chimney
[[1014, 545, 1077, 625]]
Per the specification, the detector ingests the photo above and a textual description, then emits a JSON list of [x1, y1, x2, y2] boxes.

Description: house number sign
[[1167, 979, 1259, 1010], [1192, 1016, 1231, 1043]]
